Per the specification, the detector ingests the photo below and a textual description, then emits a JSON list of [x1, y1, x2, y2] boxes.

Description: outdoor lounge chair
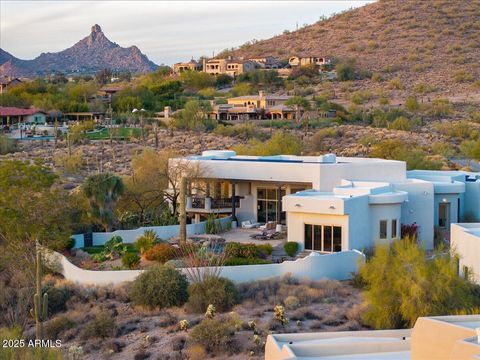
[[241, 220, 259, 229]]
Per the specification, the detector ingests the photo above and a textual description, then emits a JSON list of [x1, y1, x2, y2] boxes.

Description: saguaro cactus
[[31, 241, 48, 340]]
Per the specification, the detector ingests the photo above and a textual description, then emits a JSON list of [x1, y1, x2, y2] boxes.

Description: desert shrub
[[284, 242, 299, 257], [426, 98, 453, 118], [45, 316, 75, 340], [144, 243, 176, 263], [433, 120, 473, 139], [81, 311, 117, 339], [45, 286, 71, 315], [350, 90, 371, 105], [387, 77, 404, 90], [359, 238, 480, 329], [307, 127, 340, 152], [55, 150, 84, 174], [431, 142, 456, 158], [405, 96, 420, 112], [0, 135, 16, 155], [388, 116, 412, 131], [257, 244, 273, 256], [224, 257, 271, 266], [121, 252, 140, 269], [135, 230, 159, 254], [336, 59, 356, 81], [189, 318, 235, 354], [453, 69, 474, 83], [224, 242, 260, 259], [186, 276, 239, 313], [186, 344, 207, 360], [129, 265, 188, 309], [284, 295, 300, 310]]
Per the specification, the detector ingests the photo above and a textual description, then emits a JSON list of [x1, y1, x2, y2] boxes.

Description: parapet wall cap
[[318, 154, 336, 163], [201, 150, 236, 159]]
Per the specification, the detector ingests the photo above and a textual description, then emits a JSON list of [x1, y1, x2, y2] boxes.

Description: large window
[[379, 220, 387, 239], [304, 224, 342, 252], [257, 187, 285, 224]]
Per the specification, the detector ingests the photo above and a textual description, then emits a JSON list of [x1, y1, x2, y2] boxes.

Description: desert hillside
[[228, 0, 480, 96]]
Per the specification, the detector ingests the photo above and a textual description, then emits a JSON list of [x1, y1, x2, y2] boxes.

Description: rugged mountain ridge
[[227, 0, 480, 93], [0, 25, 157, 77]]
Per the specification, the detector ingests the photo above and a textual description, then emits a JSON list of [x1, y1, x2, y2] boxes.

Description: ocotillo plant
[[30, 241, 48, 340]]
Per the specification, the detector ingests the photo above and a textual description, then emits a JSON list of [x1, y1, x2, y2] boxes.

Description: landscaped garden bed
[[69, 229, 280, 271]]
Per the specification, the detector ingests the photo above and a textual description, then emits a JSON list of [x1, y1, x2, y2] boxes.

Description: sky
[[0, 1, 373, 66]]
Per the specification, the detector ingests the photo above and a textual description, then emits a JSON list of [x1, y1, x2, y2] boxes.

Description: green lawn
[[85, 127, 141, 140]]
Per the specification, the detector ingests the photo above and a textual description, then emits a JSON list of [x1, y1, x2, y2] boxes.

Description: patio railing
[[188, 196, 241, 210]]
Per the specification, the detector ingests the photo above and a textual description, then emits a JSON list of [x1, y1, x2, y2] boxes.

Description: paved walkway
[[220, 227, 285, 247]]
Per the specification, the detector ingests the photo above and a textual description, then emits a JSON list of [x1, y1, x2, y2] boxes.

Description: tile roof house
[[0, 107, 47, 126]]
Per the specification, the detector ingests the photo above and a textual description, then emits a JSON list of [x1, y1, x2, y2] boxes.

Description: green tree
[[118, 148, 169, 226], [359, 238, 480, 329], [175, 99, 212, 131], [180, 71, 215, 91], [285, 96, 311, 123], [83, 173, 124, 231], [0, 161, 77, 329]]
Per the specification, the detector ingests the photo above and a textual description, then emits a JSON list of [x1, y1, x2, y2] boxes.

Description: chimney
[[259, 90, 265, 97]]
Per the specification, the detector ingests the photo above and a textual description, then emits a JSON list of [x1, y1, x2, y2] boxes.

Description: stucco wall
[[47, 250, 365, 286], [286, 212, 349, 251], [464, 182, 480, 221], [72, 217, 232, 248], [395, 180, 434, 249], [451, 223, 480, 284], [369, 203, 402, 244]]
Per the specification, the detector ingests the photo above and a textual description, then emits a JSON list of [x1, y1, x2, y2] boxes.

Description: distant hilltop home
[[202, 58, 257, 77], [172, 59, 203, 74], [208, 91, 304, 121], [172, 56, 282, 76], [0, 76, 22, 94], [0, 106, 47, 127], [171, 151, 480, 254], [288, 56, 331, 67]]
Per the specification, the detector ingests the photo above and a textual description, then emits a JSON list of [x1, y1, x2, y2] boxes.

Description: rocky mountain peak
[[91, 24, 102, 33], [0, 24, 157, 76]]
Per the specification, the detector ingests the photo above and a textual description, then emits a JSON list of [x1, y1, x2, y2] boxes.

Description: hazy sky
[[0, 1, 373, 65]]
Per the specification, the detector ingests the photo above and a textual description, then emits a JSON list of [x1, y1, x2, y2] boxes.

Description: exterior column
[[194, 214, 201, 224], [276, 186, 282, 224], [179, 177, 187, 244], [231, 182, 237, 222]]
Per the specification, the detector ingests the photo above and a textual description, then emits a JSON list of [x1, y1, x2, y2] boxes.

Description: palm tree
[[83, 172, 124, 231]]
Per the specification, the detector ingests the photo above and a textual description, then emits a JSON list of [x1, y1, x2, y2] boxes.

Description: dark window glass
[[392, 219, 397, 239], [257, 188, 266, 200], [333, 227, 342, 252], [304, 224, 312, 250], [380, 220, 387, 239], [323, 226, 332, 252], [314, 225, 322, 251]]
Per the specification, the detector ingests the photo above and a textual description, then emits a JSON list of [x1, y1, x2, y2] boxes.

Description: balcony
[[187, 196, 241, 213]]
